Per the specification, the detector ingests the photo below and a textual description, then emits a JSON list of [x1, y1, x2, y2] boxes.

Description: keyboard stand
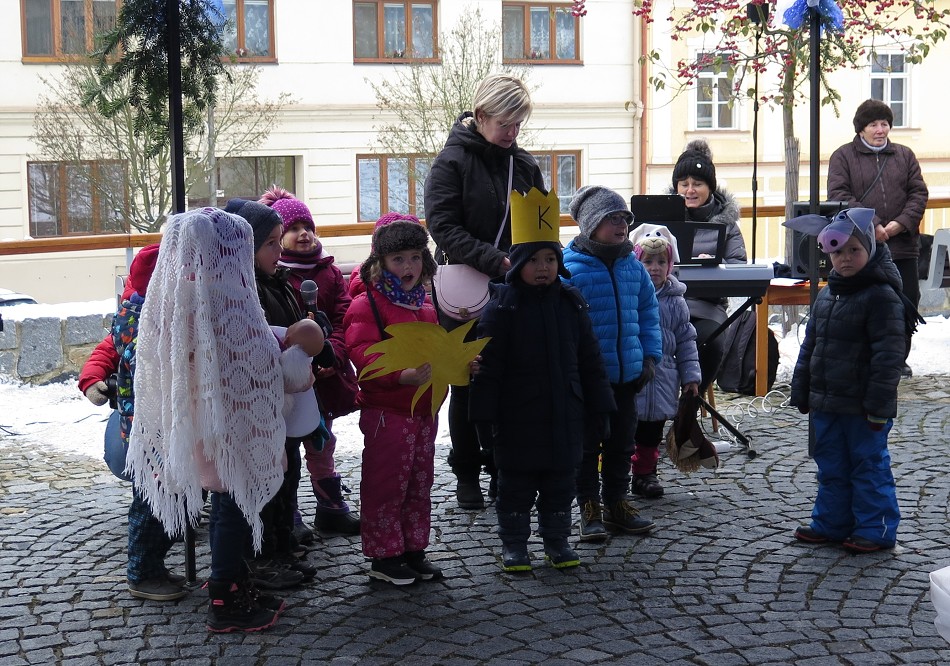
[[699, 295, 761, 459]]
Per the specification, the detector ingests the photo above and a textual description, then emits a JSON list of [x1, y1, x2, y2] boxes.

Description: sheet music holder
[[629, 196, 725, 267]]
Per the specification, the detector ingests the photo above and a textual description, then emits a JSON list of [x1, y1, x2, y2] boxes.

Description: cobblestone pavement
[[2, 377, 950, 665]]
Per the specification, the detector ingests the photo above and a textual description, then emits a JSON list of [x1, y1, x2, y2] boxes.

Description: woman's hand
[[399, 363, 433, 386]]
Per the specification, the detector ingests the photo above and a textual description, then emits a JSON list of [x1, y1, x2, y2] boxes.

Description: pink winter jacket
[[344, 288, 438, 417]]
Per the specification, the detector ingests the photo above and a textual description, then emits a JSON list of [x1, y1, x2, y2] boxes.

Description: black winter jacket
[[827, 135, 928, 260], [424, 112, 546, 278], [256, 267, 304, 329], [790, 245, 905, 419], [469, 280, 616, 473]]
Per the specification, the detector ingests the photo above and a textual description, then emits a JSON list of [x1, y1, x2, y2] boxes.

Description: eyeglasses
[[602, 213, 630, 227]]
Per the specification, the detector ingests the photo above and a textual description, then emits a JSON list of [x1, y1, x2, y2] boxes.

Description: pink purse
[[432, 264, 492, 321], [432, 157, 513, 323]]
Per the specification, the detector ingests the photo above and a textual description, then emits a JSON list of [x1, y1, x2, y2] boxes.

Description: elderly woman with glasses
[[561, 185, 663, 542]]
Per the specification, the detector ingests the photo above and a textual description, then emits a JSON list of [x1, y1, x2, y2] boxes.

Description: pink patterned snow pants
[[358, 408, 436, 559]]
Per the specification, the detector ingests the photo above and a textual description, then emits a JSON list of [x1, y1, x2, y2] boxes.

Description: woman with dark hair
[[424, 74, 546, 510], [670, 139, 747, 392]]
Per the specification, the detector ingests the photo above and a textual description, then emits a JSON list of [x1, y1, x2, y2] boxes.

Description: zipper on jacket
[[607, 262, 625, 384]]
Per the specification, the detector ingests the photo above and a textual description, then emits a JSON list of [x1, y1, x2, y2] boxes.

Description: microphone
[[299, 279, 333, 341], [300, 279, 318, 311]]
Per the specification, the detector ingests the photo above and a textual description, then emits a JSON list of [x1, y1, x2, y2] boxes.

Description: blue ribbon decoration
[[783, 0, 844, 33]]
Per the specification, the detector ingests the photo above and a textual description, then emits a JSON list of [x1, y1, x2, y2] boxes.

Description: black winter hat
[[227, 200, 282, 252], [672, 139, 717, 193], [359, 220, 438, 285], [505, 241, 571, 283], [852, 99, 894, 133]]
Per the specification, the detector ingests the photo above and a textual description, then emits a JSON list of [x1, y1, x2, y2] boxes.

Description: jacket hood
[[658, 273, 689, 298]]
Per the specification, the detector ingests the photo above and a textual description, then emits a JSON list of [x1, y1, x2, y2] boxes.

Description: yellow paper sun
[[360, 319, 490, 418]]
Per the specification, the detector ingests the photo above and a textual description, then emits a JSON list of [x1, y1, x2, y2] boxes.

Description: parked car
[[0, 288, 38, 307]]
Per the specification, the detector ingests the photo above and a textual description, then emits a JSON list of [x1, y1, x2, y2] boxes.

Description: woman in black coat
[[424, 74, 546, 510]]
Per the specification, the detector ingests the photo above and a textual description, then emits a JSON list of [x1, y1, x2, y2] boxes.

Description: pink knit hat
[[259, 186, 315, 234]]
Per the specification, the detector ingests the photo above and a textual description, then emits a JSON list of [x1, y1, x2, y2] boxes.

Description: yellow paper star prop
[[359, 319, 490, 418]]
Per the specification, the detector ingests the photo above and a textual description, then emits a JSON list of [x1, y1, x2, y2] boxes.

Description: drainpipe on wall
[[638, 12, 649, 195]]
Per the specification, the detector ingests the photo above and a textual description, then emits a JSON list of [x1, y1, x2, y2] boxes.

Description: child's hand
[[469, 354, 483, 376], [681, 382, 699, 397], [399, 363, 432, 386]]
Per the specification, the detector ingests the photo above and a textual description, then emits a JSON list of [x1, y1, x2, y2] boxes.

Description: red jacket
[[344, 288, 438, 417], [280, 248, 358, 418]]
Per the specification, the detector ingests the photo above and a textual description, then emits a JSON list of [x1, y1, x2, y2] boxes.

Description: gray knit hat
[[569, 185, 633, 238]]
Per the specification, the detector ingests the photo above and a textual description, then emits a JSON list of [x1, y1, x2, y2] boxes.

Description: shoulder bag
[[432, 157, 513, 322]]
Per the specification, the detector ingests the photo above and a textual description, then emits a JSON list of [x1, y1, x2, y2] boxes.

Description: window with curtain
[[502, 3, 579, 64], [27, 161, 129, 237], [356, 155, 432, 222], [22, 0, 118, 60], [186, 155, 296, 208], [221, 0, 275, 61], [353, 1, 438, 62], [532, 150, 580, 215], [870, 51, 908, 128], [695, 52, 737, 130]]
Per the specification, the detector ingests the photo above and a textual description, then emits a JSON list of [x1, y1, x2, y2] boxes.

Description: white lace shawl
[[128, 209, 286, 552]]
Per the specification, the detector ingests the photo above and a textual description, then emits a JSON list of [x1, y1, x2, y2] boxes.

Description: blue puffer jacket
[[636, 275, 702, 421], [562, 241, 662, 385]]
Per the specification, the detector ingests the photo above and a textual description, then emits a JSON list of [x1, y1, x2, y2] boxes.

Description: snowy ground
[[0, 308, 947, 462]]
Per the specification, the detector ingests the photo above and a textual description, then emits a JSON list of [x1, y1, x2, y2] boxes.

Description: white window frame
[[869, 50, 910, 129], [691, 50, 740, 131]]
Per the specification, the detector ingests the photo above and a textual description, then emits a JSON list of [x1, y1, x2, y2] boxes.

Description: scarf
[[279, 241, 324, 272], [686, 195, 720, 222], [129, 208, 286, 552], [573, 234, 634, 265], [374, 269, 426, 308], [859, 136, 888, 153]]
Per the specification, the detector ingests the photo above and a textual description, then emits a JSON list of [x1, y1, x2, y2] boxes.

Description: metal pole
[[166, 0, 195, 583], [167, 0, 186, 215], [807, 3, 820, 458]]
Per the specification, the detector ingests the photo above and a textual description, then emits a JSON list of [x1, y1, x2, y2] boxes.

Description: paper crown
[[510, 188, 561, 245]]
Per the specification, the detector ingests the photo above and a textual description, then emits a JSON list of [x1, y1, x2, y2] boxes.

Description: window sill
[[503, 58, 583, 65], [354, 57, 442, 65]]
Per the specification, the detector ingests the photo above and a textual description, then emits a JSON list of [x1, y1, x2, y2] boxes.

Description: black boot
[[314, 475, 361, 535], [497, 511, 532, 572], [206, 579, 280, 633], [539, 510, 581, 569], [455, 474, 485, 510]]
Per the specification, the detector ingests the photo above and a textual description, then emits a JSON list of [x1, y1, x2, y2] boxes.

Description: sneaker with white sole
[[369, 556, 418, 585]]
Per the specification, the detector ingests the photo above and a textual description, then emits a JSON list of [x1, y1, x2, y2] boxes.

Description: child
[[128, 208, 288, 632], [99, 243, 187, 601], [629, 225, 701, 498], [561, 186, 662, 541], [789, 207, 921, 553], [263, 186, 361, 537], [222, 198, 317, 588], [469, 189, 616, 571], [343, 217, 442, 585]]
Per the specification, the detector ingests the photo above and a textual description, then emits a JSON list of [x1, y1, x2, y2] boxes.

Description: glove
[[631, 357, 655, 393], [309, 310, 333, 340], [314, 340, 336, 369], [84, 381, 110, 406], [797, 405, 809, 415], [867, 416, 887, 432]]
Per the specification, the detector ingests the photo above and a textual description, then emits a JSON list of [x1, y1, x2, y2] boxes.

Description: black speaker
[[789, 201, 849, 278]]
